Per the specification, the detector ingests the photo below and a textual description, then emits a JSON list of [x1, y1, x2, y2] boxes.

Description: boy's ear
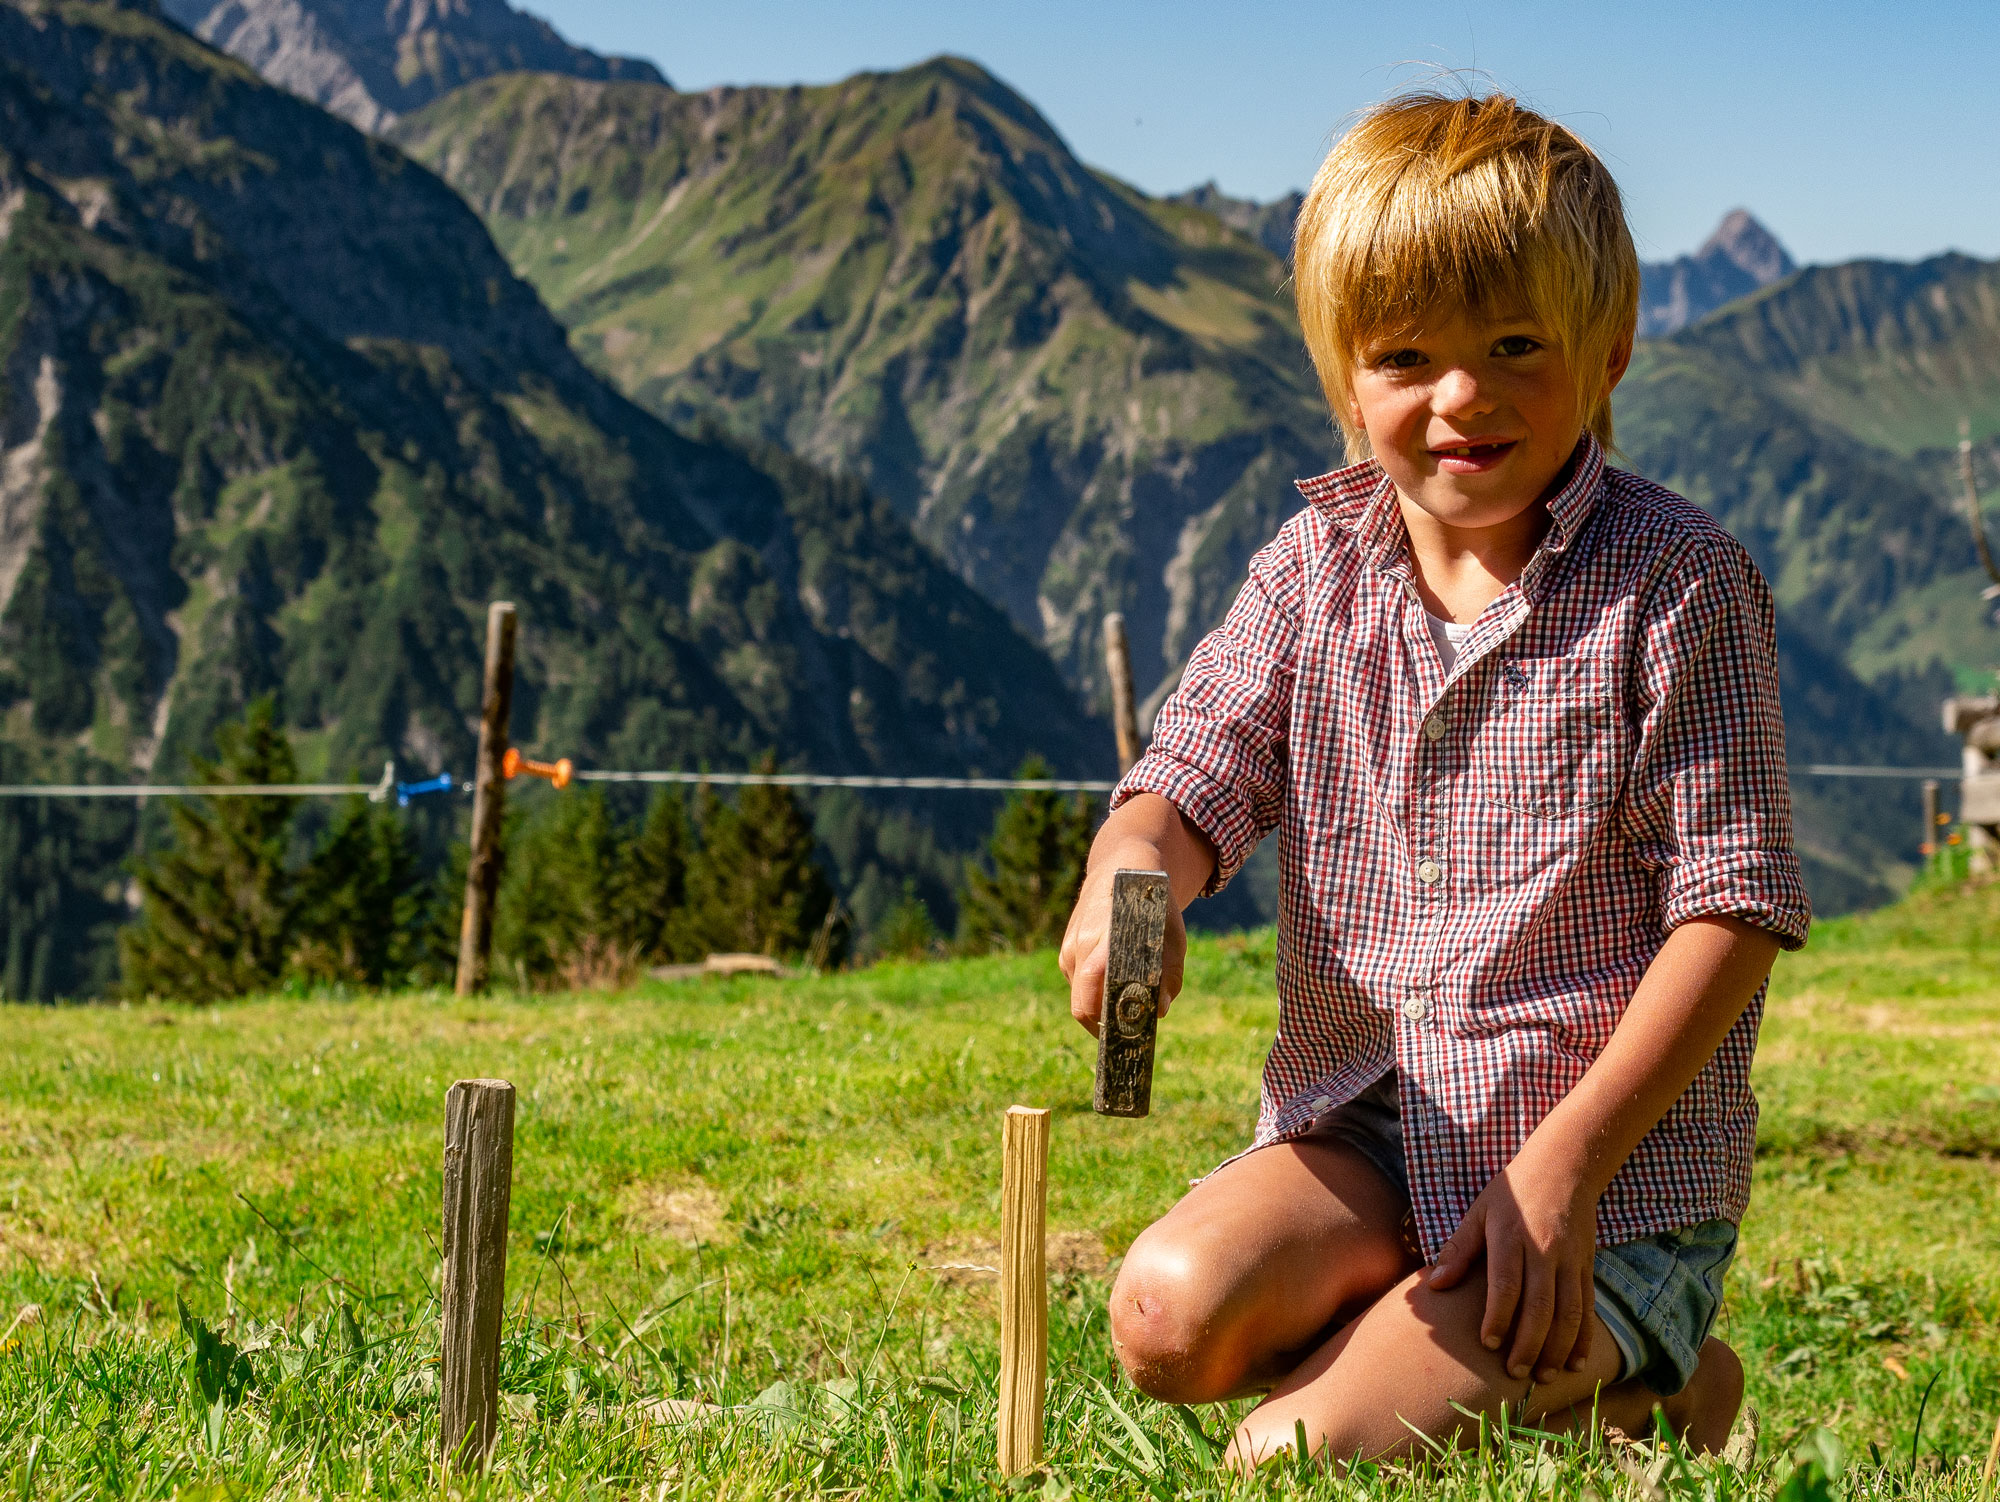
[[1603, 328, 1635, 393]]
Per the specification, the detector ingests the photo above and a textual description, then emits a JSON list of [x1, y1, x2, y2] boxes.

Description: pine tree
[[870, 878, 938, 962], [956, 755, 1096, 954], [616, 787, 696, 963], [493, 787, 630, 988], [681, 759, 838, 962], [290, 801, 430, 986], [120, 698, 301, 999]]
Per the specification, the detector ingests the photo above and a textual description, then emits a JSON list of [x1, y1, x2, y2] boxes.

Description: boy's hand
[[1426, 1141, 1600, 1386], [1058, 849, 1187, 1037]]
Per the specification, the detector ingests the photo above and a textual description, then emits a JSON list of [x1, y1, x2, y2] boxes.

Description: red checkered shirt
[[1116, 435, 1811, 1257]]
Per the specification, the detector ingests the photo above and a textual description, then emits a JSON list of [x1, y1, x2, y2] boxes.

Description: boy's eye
[[1492, 335, 1543, 357], [1375, 347, 1426, 369]]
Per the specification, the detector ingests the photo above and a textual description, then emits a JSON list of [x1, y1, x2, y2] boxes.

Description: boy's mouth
[[1429, 439, 1517, 472]]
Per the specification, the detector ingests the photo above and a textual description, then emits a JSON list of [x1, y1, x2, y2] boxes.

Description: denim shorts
[[1297, 1070, 1736, 1396]]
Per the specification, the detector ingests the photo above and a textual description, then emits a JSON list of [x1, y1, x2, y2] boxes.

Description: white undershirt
[[1425, 611, 1474, 676]]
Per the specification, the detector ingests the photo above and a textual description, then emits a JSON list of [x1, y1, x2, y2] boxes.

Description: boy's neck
[[1393, 444, 1581, 625]]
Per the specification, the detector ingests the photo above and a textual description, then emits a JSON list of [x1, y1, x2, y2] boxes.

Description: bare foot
[[1658, 1338, 1744, 1454]]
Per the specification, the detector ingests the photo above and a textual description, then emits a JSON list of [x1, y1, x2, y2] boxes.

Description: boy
[[1058, 91, 1809, 1468]]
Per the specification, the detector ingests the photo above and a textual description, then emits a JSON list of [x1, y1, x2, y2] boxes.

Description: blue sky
[[526, 0, 1997, 267]]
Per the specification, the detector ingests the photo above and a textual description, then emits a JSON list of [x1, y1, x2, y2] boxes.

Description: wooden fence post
[[441, 1079, 515, 1472], [456, 602, 516, 996], [997, 1104, 1050, 1477], [1923, 777, 1941, 862], [1103, 612, 1142, 776]]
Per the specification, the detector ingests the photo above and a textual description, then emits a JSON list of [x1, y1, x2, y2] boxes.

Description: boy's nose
[[1431, 367, 1496, 419]]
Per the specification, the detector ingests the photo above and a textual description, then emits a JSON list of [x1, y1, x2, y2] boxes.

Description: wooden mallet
[[1092, 868, 1171, 1118]]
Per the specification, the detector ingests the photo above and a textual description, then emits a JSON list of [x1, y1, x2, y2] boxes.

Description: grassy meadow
[[7, 884, 2000, 1498]]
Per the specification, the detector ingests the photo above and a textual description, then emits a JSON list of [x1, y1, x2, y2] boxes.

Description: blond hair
[[1293, 90, 1638, 457]]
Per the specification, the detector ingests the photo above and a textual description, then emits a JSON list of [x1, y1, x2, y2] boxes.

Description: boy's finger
[[1480, 1238, 1522, 1354], [1566, 1292, 1595, 1372], [1427, 1206, 1484, 1289], [1068, 939, 1108, 1037], [1534, 1269, 1587, 1383], [1157, 911, 1188, 1018], [1504, 1261, 1557, 1383]]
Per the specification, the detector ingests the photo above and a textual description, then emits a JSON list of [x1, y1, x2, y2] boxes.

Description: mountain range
[[0, 0, 1105, 994], [157, 0, 663, 133], [6, 0, 1996, 994], [391, 63, 1342, 716], [390, 57, 1999, 913]]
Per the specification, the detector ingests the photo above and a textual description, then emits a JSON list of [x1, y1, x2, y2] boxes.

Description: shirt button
[[1422, 714, 1447, 741], [1310, 1095, 1334, 1113], [1415, 858, 1442, 885], [1402, 995, 1429, 1021]]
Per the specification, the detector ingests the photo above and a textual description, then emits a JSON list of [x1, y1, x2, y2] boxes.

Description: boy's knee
[[1108, 1235, 1237, 1404]]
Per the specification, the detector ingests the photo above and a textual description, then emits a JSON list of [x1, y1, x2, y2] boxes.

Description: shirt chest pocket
[[1475, 656, 1628, 820]]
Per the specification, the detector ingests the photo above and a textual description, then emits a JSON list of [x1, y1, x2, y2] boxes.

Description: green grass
[[9, 889, 2000, 1497]]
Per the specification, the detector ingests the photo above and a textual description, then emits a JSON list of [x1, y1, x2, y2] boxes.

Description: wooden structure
[[441, 1079, 515, 1470], [1103, 612, 1143, 775], [1945, 426, 2000, 869], [456, 603, 516, 995], [997, 1105, 1050, 1477]]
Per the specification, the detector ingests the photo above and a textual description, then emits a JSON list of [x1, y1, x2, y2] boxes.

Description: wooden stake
[[1103, 612, 1142, 775], [997, 1105, 1050, 1477], [1983, 1410, 2000, 1489], [1922, 777, 1941, 861], [456, 602, 516, 996], [1092, 869, 1171, 1118], [441, 1079, 515, 1471]]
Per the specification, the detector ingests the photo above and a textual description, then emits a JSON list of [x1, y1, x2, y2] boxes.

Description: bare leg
[[1228, 1270, 1745, 1470], [1109, 1140, 1420, 1404]]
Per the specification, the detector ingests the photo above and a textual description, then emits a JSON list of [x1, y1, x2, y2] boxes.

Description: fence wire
[[0, 763, 1965, 799]]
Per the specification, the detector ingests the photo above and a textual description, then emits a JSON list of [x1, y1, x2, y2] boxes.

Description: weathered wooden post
[[441, 1079, 515, 1471], [456, 602, 516, 996], [1922, 777, 1941, 863], [1103, 612, 1142, 776], [1092, 869, 1171, 1118], [997, 1105, 1050, 1477]]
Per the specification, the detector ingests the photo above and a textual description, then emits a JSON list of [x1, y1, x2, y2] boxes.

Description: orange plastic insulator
[[500, 747, 573, 789]]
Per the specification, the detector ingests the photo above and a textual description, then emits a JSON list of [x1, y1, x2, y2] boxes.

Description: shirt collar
[[1294, 434, 1608, 573]]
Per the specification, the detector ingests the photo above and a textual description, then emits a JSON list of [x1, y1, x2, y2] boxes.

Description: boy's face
[[1346, 306, 1629, 532]]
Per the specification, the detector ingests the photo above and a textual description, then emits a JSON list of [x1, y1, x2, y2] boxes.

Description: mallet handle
[[1092, 868, 1170, 1117]]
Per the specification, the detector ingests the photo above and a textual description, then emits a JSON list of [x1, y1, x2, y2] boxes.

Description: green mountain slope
[[391, 62, 1340, 707], [1666, 254, 2000, 456], [0, 0, 1107, 994]]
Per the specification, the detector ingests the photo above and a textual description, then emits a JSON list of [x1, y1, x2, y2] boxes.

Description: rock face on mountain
[[1637, 209, 1796, 336], [1168, 181, 1302, 261], [158, 0, 663, 133], [392, 62, 1342, 710], [0, 0, 1105, 992]]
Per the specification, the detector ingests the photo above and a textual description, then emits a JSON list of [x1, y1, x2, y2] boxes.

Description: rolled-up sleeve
[[1621, 534, 1812, 948], [1113, 520, 1308, 894]]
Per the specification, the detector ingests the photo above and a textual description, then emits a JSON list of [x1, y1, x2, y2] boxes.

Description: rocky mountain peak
[[1701, 208, 1796, 286], [1639, 209, 1797, 335], [1168, 181, 1302, 261], [158, 0, 664, 133]]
